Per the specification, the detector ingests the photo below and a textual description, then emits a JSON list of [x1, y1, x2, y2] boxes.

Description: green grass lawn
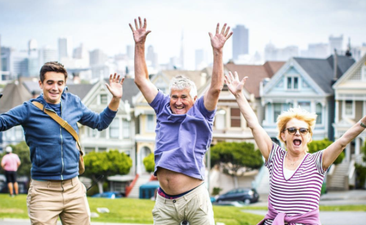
[[0, 194, 365, 225]]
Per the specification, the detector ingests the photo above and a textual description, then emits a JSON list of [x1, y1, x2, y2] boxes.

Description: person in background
[[224, 71, 366, 225], [130, 17, 232, 224], [1, 146, 21, 196]]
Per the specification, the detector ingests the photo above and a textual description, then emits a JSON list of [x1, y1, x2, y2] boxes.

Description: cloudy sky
[[1, 0, 365, 69]]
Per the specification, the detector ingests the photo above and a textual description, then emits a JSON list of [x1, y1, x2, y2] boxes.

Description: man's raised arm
[[129, 17, 158, 103], [204, 23, 233, 111]]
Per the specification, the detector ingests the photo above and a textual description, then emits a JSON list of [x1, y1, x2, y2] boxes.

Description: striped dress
[[264, 143, 326, 225]]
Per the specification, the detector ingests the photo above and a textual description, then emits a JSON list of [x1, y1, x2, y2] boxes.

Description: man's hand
[[224, 71, 247, 96], [209, 23, 233, 52], [105, 73, 124, 99], [129, 17, 151, 45]]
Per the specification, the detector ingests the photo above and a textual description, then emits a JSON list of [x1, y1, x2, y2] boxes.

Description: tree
[[83, 150, 132, 194], [143, 153, 155, 173], [210, 142, 263, 188], [355, 141, 366, 189], [307, 138, 344, 164]]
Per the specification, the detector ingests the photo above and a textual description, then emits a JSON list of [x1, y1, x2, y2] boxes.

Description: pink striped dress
[[263, 143, 326, 225]]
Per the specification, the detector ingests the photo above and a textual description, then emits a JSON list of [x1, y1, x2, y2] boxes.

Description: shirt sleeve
[[196, 96, 216, 120]]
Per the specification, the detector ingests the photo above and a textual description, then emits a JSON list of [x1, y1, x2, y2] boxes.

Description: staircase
[[327, 162, 350, 191], [127, 174, 152, 198]]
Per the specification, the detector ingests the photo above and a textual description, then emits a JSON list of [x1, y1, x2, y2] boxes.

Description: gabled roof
[[293, 55, 355, 94], [333, 53, 366, 89], [225, 61, 285, 98], [118, 78, 139, 106], [67, 84, 94, 99], [0, 81, 32, 113]]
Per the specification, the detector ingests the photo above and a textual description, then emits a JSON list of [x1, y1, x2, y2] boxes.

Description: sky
[[1, 0, 366, 69]]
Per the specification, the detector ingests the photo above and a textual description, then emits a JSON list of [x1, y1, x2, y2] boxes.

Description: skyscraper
[[232, 25, 249, 60], [58, 37, 72, 61]]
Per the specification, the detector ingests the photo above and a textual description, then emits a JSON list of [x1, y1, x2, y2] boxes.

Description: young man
[[130, 17, 232, 224], [0, 61, 124, 224], [1, 146, 21, 196]]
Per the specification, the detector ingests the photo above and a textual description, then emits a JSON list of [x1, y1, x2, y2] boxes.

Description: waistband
[[31, 176, 79, 188], [158, 182, 204, 200]]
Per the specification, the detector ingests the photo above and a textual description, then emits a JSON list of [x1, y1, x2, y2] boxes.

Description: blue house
[[260, 54, 355, 143]]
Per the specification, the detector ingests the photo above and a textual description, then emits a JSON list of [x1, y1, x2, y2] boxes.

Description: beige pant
[[152, 183, 214, 225], [27, 177, 90, 225]]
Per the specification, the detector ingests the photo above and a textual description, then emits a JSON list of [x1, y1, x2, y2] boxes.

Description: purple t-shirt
[[149, 91, 216, 180]]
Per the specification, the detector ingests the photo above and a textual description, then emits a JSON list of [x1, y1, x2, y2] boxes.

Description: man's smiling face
[[169, 88, 197, 114], [39, 71, 66, 104]]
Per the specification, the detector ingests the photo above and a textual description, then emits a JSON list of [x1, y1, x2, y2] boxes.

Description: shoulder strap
[[32, 101, 81, 151]]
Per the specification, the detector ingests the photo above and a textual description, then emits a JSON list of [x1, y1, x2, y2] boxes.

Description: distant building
[[195, 49, 208, 70], [264, 43, 299, 61], [232, 25, 249, 60], [58, 37, 73, 61], [329, 35, 343, 53]]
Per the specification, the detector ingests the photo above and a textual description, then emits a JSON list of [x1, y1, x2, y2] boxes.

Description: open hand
[[224, 71, 247, 95], [105, 73, 124, 99], [129, 17, 151, 44], [209, 23, 233, 51]]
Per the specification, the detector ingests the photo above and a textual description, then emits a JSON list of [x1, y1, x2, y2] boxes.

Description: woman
[[224, 71, 366, 224]]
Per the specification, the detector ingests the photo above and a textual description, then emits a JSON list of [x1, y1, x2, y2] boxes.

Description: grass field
[[1, 194, 365, 225]]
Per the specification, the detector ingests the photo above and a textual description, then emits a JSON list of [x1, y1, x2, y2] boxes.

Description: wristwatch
[[360, 121, 366, 128]]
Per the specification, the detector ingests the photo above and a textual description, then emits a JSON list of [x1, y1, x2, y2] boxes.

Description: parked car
[[0, 174, 29, 194], [215, 187, 259, 204], [91, 191, 124, 199]]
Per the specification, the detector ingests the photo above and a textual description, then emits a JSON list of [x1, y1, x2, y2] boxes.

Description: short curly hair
[[169, 75, 197, 98], [277, 107, 317, 143]]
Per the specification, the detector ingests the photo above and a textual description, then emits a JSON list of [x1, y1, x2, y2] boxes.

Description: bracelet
[[360, 121, 366, 128]]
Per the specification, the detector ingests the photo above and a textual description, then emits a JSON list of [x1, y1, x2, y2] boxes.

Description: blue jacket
[[0, 90, 117, 180]]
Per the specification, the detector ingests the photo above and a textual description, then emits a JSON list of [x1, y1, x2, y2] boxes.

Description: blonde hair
[[277, 107, 317, 143]]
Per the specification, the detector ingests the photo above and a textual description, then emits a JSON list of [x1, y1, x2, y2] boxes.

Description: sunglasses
[[285, 127, 309, 135]]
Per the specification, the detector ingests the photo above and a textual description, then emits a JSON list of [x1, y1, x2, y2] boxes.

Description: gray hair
[[169, 75, 197, 98]]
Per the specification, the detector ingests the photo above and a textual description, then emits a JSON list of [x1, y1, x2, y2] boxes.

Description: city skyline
[[1, 0, 366, 69]]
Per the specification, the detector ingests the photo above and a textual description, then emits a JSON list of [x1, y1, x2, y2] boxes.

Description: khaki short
[[152, 183, 214, 225], [27, 177, 90, 225]]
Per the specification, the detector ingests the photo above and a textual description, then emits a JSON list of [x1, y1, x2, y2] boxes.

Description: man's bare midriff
[[156, 167, 203, 195]]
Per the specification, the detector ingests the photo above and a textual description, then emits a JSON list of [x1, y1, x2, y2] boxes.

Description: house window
[[286, 76, 299, 90], [99, 129, 106, 138], [98, 147, 107, 152], [100, 94, 108, 104], [147, 115, 155, 132], [89, 128, 98, 138], [230, 108, 241, 127], [273, 103, 282, 122], [316, 103, 322, 124], [298, 101, 311, 112], [84, 147, 95, 154], [215, 109, 226, 130], [109, 118, 120, 139], [122, 119, 130, 139], [345, 100, 353, 117]]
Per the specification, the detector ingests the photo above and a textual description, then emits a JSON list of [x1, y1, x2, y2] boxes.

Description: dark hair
[[39, 61, 68, 82]]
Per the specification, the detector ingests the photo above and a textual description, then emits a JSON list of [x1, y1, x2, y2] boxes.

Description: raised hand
[[129, 17, 151, 45], [224, 71, 247, 96], [208, 23, 233, 51], [105, 73, 124, 99]]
